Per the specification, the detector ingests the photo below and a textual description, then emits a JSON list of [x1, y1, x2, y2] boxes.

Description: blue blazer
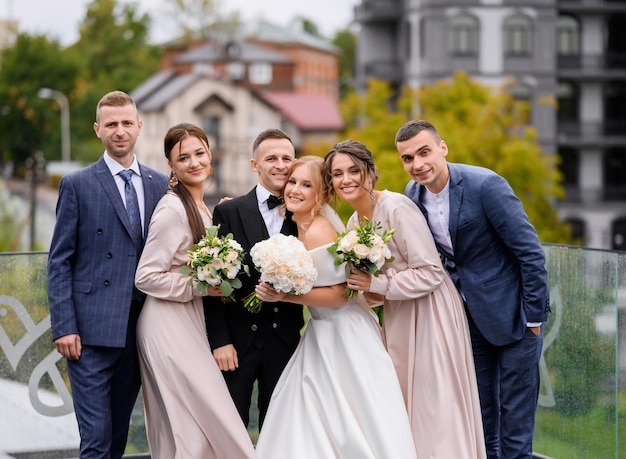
[[406, 163, 550, 346], [47, 156, 168, 347]]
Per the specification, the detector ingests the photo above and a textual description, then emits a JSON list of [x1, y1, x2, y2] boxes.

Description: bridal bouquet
[[180, 225, 249, 303], [327, 217, 395, 298], [243, 234, 318, 313]]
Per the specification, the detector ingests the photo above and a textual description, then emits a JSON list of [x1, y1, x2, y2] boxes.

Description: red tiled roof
[[261, 92, 344, 131]]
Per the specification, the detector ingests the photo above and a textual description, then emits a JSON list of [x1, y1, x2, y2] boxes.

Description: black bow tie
[[267, 195, 282, 209]]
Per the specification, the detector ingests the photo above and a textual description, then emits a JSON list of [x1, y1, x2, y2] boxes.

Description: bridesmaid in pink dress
[[135, 123, 256, 459], [323, 140, 486, 459]]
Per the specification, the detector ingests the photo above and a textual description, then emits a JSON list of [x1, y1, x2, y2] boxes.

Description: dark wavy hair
[[164, 123, 212, 242], [322, 139, 378, 200]]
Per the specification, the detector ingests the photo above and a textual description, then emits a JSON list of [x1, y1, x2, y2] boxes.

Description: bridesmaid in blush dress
[[135, 123, 256, 459], [324, 140, 486, 459], [254, 156, 416, 459]]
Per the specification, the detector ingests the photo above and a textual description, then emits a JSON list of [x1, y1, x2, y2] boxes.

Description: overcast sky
[[2, 0, 358, 46]]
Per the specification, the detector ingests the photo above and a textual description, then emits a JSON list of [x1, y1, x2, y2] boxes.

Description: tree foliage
[[66, 0, 161, 163], [163, 0, 242, 41], [332, 28, 357, 97], [0, 34, 81, 167], [0, 0, 161, 168], [308, 72, 572, 244]]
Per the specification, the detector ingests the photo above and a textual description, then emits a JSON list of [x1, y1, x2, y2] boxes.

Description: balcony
[[557, 120, 626, 147], [354, 0, 401, 23], [558, 53, 626, 79], [559, 0, 626, 13], [363, 60, 402, 84], [1, 248, 624, 458]]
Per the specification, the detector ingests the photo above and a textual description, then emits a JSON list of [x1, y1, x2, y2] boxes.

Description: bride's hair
[[282, 156, 328, 228]]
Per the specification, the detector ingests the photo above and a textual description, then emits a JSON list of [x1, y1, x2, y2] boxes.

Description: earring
[[169, 173, 179, 187], [208, 165, 214, 176]]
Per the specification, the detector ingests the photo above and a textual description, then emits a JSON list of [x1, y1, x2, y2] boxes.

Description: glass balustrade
[[0, 245, 624, 458]]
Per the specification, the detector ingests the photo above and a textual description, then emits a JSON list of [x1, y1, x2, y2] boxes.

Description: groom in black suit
[[204, 128, 303, 429]]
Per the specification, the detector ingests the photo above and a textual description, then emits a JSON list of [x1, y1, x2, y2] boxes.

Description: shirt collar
[[103, 151, 141, 177], [256, 184, 275, 204]]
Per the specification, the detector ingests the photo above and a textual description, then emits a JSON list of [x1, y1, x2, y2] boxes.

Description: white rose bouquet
[[327, 217, 394, 298], [243, 234, 318, 313], [180, 225, 249, 303]]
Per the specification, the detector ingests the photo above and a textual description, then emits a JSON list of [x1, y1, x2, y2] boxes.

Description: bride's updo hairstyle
[[322, 139, 379, 200]]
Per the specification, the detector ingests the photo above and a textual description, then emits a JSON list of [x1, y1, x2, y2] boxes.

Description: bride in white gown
[[253, 156, 417, 459]]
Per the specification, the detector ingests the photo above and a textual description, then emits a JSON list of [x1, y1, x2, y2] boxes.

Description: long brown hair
[[163, 123, 212, 242]]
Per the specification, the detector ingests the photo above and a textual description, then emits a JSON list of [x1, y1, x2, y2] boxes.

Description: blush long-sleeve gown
[[356, 190, 486, 459], [135, 192, 256, 459]]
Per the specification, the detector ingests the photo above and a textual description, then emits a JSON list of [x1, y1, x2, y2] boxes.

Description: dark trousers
[[467, 313, 543, 459], [223, 335, 295, 430], [67, 305, 141, 459]]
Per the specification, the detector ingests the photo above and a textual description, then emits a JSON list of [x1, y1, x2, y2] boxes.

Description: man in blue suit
[[396, 120, 550, 459], [47, 91, 168, 458]]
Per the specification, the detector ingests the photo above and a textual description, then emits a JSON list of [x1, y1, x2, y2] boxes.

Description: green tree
[[0, 34, 81, 169], [309, 73, 571, 244], [65, 0, 161, 163], [301, 18, 322, 38], [332, 28, 356, 97], [163, 0, 242, 41], [411, 72, 570, 243]]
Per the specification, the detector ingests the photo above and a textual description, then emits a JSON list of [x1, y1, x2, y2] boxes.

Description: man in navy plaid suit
[[47, 91, 167, 458]]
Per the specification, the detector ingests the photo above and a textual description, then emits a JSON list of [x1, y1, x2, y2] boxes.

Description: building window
[[203, 115, 221, 150], [192, 63, 213, 76], [249, 63, 272, 85], [504, 14, 532, 56], [557, 16, 580, 56], [612, 218, 626, 251], [505, 81, 532, 123], [227, 62, 245, 81], [506, 82, 532, 101], [419, 16, 427, 59], [449, 13, 479, 56], [557, 81, 579, 122], [607, 14, 626, 69], [604, 81, 626, 134], [565, 218, 585, 245], [603, 148, 626, 200], [559, 148, 580, 187], [402, 19, 412, 60], [559, 147, 580, 202]]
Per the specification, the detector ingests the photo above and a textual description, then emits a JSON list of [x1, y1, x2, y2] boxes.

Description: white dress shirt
[[103, 152, 146, 231], [256, 185, 283, 236]]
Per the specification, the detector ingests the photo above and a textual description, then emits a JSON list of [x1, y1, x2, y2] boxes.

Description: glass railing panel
[[1, 246, 624, 457], [0, 252, 147, 457], [534, 245, 624, 458]]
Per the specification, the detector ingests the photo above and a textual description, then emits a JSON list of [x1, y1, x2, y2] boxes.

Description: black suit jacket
[[204, 187, 304, 356]]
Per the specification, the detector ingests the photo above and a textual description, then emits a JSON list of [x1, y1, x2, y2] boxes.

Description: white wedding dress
[[255, 244, 417, 459]]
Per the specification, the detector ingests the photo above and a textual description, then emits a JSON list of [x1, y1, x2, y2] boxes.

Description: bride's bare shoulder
[[301, 215, 338, 249]]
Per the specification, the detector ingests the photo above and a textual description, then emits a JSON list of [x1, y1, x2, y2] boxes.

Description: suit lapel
[[238, 188, 269, 246], [93, 158, 132, 237], [139, 165, 166, 240], [447, 165, 463, 251]]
